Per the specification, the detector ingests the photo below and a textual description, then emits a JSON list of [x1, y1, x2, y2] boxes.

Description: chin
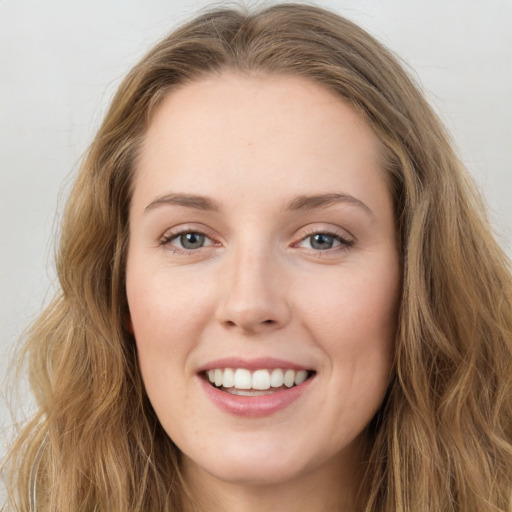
[[181, 429, 345, 490], [194, 458, 308, 487], [181, 434, 314, 486]]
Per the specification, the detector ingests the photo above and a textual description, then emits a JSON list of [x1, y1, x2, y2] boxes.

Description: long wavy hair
[[4, 3, 512, 511]]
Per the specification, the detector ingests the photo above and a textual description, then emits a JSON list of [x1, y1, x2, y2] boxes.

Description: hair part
[[4, 3, 512, 511]]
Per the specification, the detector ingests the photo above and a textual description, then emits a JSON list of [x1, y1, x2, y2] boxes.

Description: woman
[[4, 3, 512, 511]]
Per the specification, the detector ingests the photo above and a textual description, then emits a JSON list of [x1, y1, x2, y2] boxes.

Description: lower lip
[[198, 376, 314, 417]]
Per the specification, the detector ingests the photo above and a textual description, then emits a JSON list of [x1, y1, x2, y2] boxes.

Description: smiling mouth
[[203, 368, 316, 396]]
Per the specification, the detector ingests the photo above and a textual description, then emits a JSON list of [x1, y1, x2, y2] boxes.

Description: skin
[[126, 72, 400, 512]]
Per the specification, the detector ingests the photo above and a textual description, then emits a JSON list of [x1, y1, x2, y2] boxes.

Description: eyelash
[[295, 229, 354, 254], [159, 228, 354, 254], [159, 229, 218, 254]]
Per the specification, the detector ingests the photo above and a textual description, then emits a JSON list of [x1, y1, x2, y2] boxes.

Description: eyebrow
[[145, 193, 220, 213], [286, 193, 373, 217], [144, 191, 373, 217]]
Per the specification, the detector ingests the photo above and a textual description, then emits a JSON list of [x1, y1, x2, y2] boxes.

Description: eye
[[296, 231, 353, 251], [161, 231, 215, 251], [307, 233, 338, 250]]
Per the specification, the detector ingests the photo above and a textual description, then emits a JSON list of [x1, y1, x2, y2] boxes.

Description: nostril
[[222, 318, 276, 331]]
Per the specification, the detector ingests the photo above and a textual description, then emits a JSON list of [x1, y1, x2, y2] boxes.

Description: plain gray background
[[1, 0, 511, 442]]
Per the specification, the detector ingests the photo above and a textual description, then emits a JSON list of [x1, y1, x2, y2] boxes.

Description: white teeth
[[252, 369, 270, 390], [284, 369, 295, 388], [223, 368, 234, 388], [294, 370, 308, 385], [227, 388, 272, 396], [270, 369, 284, 387], [206, 367, 311, 390], [233, 369, 252, 389], [214, 368, 223, 387]]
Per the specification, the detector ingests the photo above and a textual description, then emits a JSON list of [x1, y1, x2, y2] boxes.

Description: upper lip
[[196, 357, 313, 373]]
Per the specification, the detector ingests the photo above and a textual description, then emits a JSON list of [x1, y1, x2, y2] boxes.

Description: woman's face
[[126, 73, 400, 489]]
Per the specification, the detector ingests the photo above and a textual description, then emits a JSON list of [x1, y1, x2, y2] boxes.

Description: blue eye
[[297, 232, 353, 251], [162, 231, 214, 251], [309, 233, 337, 250], [177, 232, 206, 249]]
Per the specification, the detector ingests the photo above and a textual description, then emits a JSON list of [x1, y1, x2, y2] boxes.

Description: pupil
[[181, 232, 204, 249], [311, 233, 333, 250]]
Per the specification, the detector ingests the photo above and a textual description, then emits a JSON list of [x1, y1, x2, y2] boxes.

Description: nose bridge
[[216, 241, 290, 333]]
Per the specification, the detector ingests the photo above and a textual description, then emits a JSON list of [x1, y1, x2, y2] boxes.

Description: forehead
[[133, 72, 391, 215]]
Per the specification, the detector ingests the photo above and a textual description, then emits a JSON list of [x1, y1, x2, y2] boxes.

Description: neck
[[180, 445, 366, 512]]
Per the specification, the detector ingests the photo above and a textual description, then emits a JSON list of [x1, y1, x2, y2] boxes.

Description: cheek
[[125, 261, 219, 425], [299, 258, 399, 398], [126, 263, 212, 352], [126, 267, 204, 428], [300, 263, 399, 343]]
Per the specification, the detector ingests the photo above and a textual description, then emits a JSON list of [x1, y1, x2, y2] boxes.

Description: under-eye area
[[203, 368, 317, 396]]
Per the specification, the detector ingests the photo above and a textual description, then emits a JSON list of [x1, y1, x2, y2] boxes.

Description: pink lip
[[197, 372, 315, 418], [197, 357, 310, 372]]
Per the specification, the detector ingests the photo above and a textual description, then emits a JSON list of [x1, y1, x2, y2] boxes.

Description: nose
[[215, 249, 291, 335]]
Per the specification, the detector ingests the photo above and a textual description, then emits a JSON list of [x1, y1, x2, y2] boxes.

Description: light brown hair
[[4, 3, 512, 511]]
